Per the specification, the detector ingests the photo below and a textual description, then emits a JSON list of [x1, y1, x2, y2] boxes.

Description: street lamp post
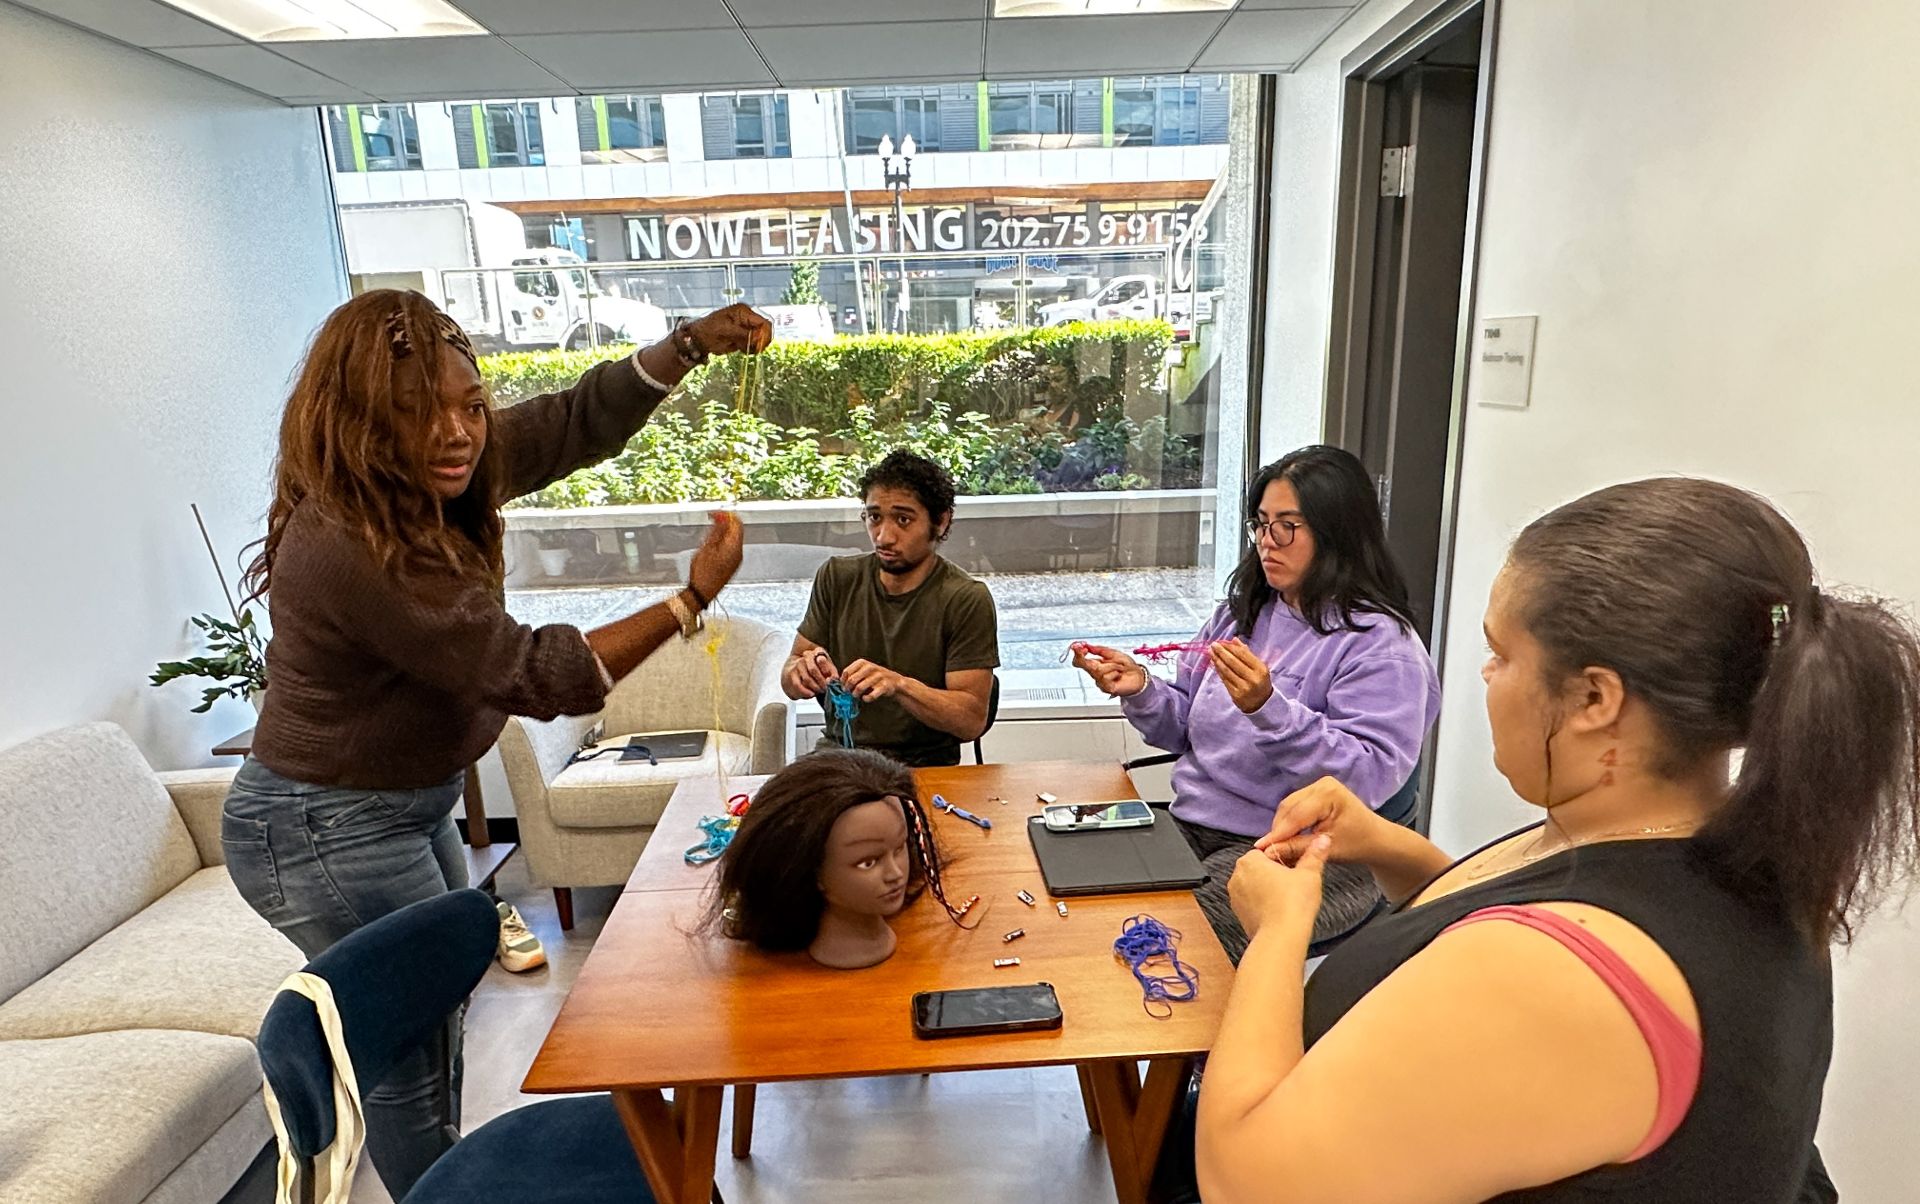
[[877, 133, 915, 334]]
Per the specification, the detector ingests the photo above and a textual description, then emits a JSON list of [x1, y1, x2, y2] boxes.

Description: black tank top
[[1303, 828, 1833, 1202]]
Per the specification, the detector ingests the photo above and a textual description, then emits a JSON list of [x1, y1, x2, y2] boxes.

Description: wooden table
[[529, 762, 1231, 1204]]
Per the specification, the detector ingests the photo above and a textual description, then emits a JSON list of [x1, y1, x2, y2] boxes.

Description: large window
[[330, 80, 1256, 697], [986, 81, 1073, 149], [732, 95, 789, 159], [846, 87, 942, 154], [325, 104, 421, 171], [483, 101, 545, 167]]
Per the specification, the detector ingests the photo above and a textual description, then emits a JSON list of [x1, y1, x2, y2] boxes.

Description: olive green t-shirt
[[798, 553, 1000, 766]]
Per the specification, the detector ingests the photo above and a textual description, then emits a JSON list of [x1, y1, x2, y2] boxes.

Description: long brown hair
[[1509, 477, 1920, 945], [244, 290, 505, 600]]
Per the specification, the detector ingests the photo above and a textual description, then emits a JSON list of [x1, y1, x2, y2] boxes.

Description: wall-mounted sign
[[623, 202, 1207, 263], [1471, 315, 1538, 410]]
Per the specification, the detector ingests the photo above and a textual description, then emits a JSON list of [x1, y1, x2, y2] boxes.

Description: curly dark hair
[[703, 748, 948, 953], [858, 449, 956, 534]]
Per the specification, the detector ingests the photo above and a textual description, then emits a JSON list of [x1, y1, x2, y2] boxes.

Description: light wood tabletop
[[534, 762, 1228, 1204]]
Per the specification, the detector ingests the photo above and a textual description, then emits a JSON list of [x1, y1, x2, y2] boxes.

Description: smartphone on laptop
[[1042, 800, 1156, 833]]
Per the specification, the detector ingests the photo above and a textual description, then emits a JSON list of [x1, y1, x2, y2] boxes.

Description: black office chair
[[970, 674, 1002, 765]]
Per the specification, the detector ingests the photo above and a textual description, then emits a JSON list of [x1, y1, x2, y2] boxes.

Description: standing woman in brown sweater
[[222, 289, 769, 1197]]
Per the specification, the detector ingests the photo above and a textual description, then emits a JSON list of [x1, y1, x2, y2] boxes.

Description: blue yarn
[[824, 681, 860, 748], [1113, 914, 1199, 1018], [683, 814, 740, 865]]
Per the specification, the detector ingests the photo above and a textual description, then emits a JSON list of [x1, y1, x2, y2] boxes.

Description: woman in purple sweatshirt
[[1075, 445, 1440, 960]]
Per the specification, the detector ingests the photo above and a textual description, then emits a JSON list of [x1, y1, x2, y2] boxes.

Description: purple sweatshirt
[[1121, 600, 1441, 839]]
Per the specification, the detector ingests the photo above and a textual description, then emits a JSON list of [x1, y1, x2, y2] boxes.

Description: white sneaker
[[496, 901, 547, 973]]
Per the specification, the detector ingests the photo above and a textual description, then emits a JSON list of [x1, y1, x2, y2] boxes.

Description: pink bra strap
[[1443, 904, 1701, 1161]]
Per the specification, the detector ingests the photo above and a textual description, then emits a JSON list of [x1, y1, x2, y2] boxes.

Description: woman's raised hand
[[688, 511, 744, 602], [1071, 642, 1149, 699], [1255, 776, 1388, 868], [686, 304, 772, 356]]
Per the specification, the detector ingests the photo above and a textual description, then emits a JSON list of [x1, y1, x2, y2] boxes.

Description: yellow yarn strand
[[704, 598, 730, 809]]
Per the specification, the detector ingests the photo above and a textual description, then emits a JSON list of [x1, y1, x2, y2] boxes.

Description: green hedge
[[482, 321, 1200, 508]]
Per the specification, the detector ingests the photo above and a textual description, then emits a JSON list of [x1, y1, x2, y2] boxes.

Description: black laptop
[[1026, 804, 1208, 897]]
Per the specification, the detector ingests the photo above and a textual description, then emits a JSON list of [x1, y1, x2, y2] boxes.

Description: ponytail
[[1511, 478, 1920, 947], [1705, 592, 1920, 944]]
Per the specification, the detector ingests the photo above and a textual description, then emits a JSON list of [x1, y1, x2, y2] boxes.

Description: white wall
[[0, 3, 347, 770], [1264, 0, 1920, 1197]]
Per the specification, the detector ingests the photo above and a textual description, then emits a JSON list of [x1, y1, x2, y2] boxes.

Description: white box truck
[[339, 201, 668, 353]]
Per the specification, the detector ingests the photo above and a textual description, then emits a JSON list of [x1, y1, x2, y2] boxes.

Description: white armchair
[[495, 614, 793, 927]]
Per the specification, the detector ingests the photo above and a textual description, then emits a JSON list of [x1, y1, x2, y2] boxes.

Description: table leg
[[1083, 1057, 1186, 1204], [1129, 1059, 1186, 1189], [1074, 1063, 1103, 1134], [731, 1083, 756, 1158], [613, 1086, 724, 1204], [1085, 1060, 1149, 1204]]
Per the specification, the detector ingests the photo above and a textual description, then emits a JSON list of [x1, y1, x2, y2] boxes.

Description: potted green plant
[[151, 610, 269, 713]]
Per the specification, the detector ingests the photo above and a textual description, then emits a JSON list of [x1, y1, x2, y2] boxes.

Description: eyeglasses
[[1244, 518, 1305, 548]]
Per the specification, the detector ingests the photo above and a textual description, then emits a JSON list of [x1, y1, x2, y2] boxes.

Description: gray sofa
[[0, 723, 302, 1204]]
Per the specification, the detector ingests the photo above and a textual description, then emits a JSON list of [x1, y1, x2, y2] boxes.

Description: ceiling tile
[[15, 0, 241, 47], [448, 0, 737, 36], [159, 45, 355, 97], [272, 35, 569, 98], [1239, 0, 1354, 8], [505, 29, 774, 90], [751, 21, 982, 86], [729, 0, 986, 24], [986, 13, 1219, 76], [283, 94, 376, 106], [1194, 7, 1349, 69]]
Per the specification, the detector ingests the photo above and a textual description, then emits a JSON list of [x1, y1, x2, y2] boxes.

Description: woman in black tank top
[[1192, 479, 1920, 1203]]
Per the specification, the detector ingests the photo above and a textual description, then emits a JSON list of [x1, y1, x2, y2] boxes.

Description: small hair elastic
[[1769, 602, 1793, 646]]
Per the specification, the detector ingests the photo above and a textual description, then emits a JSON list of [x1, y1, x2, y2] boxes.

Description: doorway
[[1325, 0, 1498, 825]]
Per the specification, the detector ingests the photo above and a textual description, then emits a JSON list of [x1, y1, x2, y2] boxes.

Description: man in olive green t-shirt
[[783, 450, 999, 766]]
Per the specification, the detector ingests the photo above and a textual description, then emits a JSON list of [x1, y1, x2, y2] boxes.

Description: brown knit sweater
[[249, 354, 667, 789]]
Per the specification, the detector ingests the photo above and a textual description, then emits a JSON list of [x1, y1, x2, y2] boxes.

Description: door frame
[[1325, 0, 1500, 684]]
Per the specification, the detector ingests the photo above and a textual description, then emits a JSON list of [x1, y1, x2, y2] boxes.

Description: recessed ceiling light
[[160, 0, 486, 42], [994, 0, 1239, 16]]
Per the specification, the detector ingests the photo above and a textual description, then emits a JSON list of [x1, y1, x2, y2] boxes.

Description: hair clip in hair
[[1769, 602, 1793, 646], [385, 308, 414, 360]]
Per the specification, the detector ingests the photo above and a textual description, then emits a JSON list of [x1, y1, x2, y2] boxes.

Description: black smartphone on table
[[911, 983, 1063, 1038]]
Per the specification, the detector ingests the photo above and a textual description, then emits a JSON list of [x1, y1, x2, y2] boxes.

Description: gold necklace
[[1460, 818, 1700, 883]]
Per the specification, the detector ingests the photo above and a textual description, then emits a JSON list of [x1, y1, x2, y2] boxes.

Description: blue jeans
[[222, 758, 471, 1199]]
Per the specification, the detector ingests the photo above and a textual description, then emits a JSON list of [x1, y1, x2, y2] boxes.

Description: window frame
[[985, 81, 1074, 149], [484, 101, 547, 167], [604, 94, 667, 151], [731, 95, 791, 159], [844, 87, 944, 155]]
